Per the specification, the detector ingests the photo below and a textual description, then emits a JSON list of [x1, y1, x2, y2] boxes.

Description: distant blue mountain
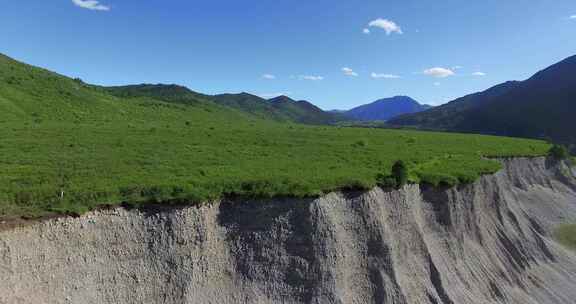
[[344, 96, 432, 121]]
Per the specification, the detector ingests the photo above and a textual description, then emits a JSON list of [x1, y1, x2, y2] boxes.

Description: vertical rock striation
[[1, 158, 576, 304]]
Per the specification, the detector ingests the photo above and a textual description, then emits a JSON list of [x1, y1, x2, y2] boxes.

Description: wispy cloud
[[363, 28, 371, 34], [423, 67, 455, 78], [72, 0, 110, 11], [472, 72, 486, 76], [299, 75, 324, 81], [570, 15, 576, 19], [368, 18, 403, 35], [371, 73, 401, 79], [262, 74, 276, 80], [342, 67, 358, 77]]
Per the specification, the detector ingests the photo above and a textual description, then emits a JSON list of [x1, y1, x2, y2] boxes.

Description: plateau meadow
[[0, 54, 550, 218]]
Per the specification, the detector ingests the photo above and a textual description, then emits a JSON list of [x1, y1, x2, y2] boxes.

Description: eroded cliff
[[1, 158, 576, 304]]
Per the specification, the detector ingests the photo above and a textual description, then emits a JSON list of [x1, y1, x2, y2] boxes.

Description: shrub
[[549, 144, 570, 160], [391, 160, 408, 188], [352, 140, 367, 148], [418, 172, 459, 187], [376, 173, 398, 189]]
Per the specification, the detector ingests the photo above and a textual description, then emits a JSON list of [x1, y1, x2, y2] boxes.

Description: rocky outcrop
[[1, 158, 576, 304]]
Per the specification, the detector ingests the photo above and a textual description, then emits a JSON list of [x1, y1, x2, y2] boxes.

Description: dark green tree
[[392, 160, 408, 187], [549, 144, 570, 160]]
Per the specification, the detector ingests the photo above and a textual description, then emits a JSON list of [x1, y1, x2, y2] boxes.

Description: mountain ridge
[[103, 83, 347, 125], [389, 54, 576, 148], [344, 96, 432, 121], [212, 93, 347, 124]]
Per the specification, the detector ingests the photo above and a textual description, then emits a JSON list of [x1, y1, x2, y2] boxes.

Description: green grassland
[[0, 53, 550, 219]]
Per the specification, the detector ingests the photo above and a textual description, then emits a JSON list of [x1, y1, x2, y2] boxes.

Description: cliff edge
[[1, 158, 576, 304]]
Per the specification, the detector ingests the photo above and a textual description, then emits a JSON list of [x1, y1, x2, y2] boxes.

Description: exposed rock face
[[1, 158, 576, 304]]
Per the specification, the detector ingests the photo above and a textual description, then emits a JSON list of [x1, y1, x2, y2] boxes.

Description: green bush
[[417, 172, 459, 187], [352, 140, 367, 148], [376, 173, 398, 189], [549, 144, 570, 160], [392, 160, 408, 188]]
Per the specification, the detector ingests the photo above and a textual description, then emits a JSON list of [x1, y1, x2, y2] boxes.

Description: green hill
[[104, 84, 212, 106], [212, 93, 347, 124], [387, 82, 520, 129], [0, 53, 550, 219], [389, 55, 576, 150], [268, 95, 348, 124], [211, 92, 292, 121], [104, 85, 348, 125]]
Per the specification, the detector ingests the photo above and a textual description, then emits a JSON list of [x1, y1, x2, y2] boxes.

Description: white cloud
[[371, 73, 401, 79], [72, 0, 110, 11], [363, 28, 371, 34], [423, 67, 455, 78], [472, 72, 486, 76], [299, 75, 324, 81], [570, 15, 576, 19], [452, 65, 463, 70], [368, 18, 403, 35], [262, 74, 276, 80], [342, 67, 358, 77]]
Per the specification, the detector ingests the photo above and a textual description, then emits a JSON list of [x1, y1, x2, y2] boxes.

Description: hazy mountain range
[[342, 96, 432, 121]]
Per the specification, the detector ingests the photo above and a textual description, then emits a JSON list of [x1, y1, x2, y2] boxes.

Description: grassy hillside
[[105, 86, 347, 125], [212, 93, 347, 125], [268, 95, 347, 124], [389, 55, 576, 149], [0, 53, 550, 219], [210, 92, 292, 121], [389, 82, 520, 129], [104, 84, 212, 106]]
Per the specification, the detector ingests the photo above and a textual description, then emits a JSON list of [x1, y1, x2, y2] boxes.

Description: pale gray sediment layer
[[1, 158, 576, 304]]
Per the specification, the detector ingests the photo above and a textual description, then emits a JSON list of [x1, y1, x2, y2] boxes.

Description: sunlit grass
[[0, 53, 551, 218]]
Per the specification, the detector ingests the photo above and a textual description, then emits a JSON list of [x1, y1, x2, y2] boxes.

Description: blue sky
[[1, 0, 575, 109]]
